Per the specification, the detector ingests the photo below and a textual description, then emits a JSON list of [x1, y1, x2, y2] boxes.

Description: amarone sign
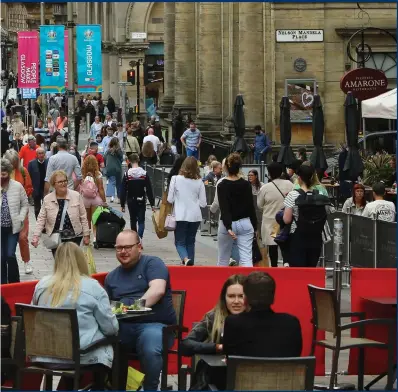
[[340, 68, 388, 100]]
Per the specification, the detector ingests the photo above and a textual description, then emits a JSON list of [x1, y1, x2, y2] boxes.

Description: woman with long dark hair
[[342, 183, 367, 215], [247, 169, 263, 196]]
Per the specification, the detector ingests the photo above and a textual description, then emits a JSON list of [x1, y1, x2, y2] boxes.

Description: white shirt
[[362, 200, 396, 222], [55, 96, 63, 108], [143, 134, 161, 153], [167, 175, 207, 222]]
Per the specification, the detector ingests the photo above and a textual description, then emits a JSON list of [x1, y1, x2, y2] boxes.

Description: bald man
[[104, 230, 176, 391], [28, 147, 48, 219], [143, 128, 161, 153]]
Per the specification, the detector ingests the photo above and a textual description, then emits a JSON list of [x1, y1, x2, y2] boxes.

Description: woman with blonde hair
[[204, 155, 217, 177], [139, 141, 158, 167], [31, 242, 118, 387], [181, 274, 247, 389], [32, 170, 90, 256], [81, 155, 106, 241], [168, 156, 207, 266]]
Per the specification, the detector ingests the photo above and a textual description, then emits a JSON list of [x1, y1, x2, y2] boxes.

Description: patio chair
[[14, 303, 120, 391], [1, 316, 22, 389], [308, 285, 395, 390], [212, 356, 316, 391], [128, 289, 188, 391]]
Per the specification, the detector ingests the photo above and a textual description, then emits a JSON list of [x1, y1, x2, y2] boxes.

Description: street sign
[[276, 29, 324, 42], [131, 32, 147, 39], [22, 88, 37, 99]]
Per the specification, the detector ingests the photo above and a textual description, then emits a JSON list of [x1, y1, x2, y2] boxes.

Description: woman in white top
[[257, 162, 294, 267], [168, 157, 207, 266], [342, 183, 367, 216]]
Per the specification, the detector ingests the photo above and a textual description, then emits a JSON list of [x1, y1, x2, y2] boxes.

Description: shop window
[[284, 79, 317, 123], [359, 52, 397, 81]]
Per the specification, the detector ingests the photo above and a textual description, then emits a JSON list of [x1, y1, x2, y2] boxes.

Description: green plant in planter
[[363, 153, 394, 186]]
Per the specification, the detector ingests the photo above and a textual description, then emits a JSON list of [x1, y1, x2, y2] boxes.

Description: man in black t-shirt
[[105, 230, 176, 391]]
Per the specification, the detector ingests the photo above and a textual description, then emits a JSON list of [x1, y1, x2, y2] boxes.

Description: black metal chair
[[14, 303, 120, 391], [308, 285, 395, 391], [214, 356, 316, 391]]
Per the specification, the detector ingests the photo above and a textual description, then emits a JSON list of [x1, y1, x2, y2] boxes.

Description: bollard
[[333, 218, 343, 305], [320, 243, 326, 268], [86, 113, 90, 134], [372, 213, 378, 268], [342, 209, 352, 288]]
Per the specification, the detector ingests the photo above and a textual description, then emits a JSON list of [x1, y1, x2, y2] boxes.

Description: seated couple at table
[[181, 271, 302, 390], [30, 230, 176, 391]]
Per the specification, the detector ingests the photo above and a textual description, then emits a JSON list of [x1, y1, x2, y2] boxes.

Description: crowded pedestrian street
[[1, 1, 397, 391]]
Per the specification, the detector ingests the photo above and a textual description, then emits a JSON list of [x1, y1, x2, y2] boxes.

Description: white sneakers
[[25, 262, 33, 274]]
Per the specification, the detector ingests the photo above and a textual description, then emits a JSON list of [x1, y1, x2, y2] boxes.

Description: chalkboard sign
[[377, 221, 397, 268], [350, 215, 374, 268], [324, 212, 349, 264]]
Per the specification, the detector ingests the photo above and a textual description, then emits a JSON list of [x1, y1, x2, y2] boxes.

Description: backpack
[[295, 189, 330, 237], [80, 177, 98, 199]]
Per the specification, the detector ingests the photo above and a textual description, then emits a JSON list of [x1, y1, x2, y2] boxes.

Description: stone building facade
[[162, 2, 397, 145]]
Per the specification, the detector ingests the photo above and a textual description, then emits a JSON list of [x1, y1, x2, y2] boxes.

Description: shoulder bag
[[42, 200, 69, 249], [164, 178, 177, 231]]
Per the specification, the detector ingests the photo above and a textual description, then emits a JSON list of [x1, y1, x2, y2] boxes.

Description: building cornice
[[335, 27, 396, 37]]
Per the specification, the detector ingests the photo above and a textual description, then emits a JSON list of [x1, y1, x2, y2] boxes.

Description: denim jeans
[[106, 175, 121, 198], [174, 221, 200, 264], [118, 322, 174, 391], [186, 148, 198, 159], [127, 199, 146, 238], [1, 227, 20, 284], [217, 218, 254, 267], [231, 240, 240, 262]]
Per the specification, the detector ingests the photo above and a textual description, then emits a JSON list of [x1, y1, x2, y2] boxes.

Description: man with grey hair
[[44, 138, 82, 195]]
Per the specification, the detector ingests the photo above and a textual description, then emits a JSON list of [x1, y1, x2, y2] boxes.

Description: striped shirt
[[35, 127, 51, 144], [182, 129, 201, 150]]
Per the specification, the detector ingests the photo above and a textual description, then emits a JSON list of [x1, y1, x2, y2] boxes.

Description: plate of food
[[124, 304, 152, 313]]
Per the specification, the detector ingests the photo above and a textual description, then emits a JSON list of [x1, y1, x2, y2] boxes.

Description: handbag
[[164, 179, 177, 232], [252, 237, 262, 264], [42, 200, 69, 250], [159, 191, 173, 232]]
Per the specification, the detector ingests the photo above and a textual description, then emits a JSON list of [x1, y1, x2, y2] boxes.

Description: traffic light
[[127, 69, 135, 85]]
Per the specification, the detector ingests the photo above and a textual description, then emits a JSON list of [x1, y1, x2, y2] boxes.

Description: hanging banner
[[18, 31, 39, 89], [39, 25, 65, 94], [64, 30, 68, 89], [76, 25, 102, 93]]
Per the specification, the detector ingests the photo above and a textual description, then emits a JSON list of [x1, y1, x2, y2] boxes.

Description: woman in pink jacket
[[32, 170, 90, 256]]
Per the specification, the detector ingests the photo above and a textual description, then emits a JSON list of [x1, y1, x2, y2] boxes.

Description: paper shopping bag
[[83, 246, 97, 275], [158, 191, 173, 232]]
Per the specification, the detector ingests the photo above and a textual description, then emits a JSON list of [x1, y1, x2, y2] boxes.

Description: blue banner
[[76, 25, 102, 93], [39, 25, 65, 94]]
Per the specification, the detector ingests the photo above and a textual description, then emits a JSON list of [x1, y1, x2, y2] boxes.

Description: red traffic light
[[127, 69, 135, 85]]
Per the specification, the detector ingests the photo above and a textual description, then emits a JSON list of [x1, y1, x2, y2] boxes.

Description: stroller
[[92, 206, 126, 249]]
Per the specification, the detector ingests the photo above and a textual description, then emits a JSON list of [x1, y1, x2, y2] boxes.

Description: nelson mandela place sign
[[340, 68, 388, 100]]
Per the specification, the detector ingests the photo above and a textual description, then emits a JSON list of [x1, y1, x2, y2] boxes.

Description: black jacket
[[120, 166, 155, 208], [180, 311, 217, 357], [223, 309, 302, 358], [28, 158, 48, 197]]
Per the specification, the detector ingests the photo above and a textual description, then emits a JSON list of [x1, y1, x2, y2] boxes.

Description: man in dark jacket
[[107, 95, 116, 115], [223, 271, 302, 358], [28, 148, 48, 219], [120, 153, 155, 239]]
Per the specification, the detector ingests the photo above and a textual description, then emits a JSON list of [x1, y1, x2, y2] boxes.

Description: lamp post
[[66, 2, 75, 145]]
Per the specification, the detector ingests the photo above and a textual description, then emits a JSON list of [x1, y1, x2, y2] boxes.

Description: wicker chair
[[1, 316, 22, 389], [308, 285, 395, 390], [14, 304, 120, 391], [222, 356, 316, 391], [128, 290, 188, 391]]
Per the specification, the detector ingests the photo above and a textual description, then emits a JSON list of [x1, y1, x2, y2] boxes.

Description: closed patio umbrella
[[231, 94, 249, 154], [277, 96, 295, 166], [310, 95, 328, 171], [343, 92, 364, 180]]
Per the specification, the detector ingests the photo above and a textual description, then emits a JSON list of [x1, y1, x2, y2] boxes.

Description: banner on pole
[[64, 30, 68, 89], [39, 25, 65, 94], [76, 25, 102, 93], [18, 31, 39, 89]]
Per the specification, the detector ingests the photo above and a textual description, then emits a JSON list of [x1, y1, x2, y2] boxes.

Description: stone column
[[101, 3, 110, 98], [94, 3, 99, 24], [238, 3, 265, 127], [173, 2, 196, 112], [160, 2, 175, 113], [85, 3, 91, 24], [196, 3, 222, 132]]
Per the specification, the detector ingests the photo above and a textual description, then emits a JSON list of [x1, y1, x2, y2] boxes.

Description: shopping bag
[[126, 366, 145, 391], [152, 211, 168, 239], [158, 191, 172, 232], [83, 246, 97, 275]]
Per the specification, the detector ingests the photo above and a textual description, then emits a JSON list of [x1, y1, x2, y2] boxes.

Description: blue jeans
[[106, 175, 121, 198], [217, 218, 254, 267], [186, 148, 198, 159], [119, 322, 174, 391], [127, 199, 146, 238], [1, 227, 20, 284], [254, 151, 266, 164], [231, 240, 240, 262], [174, 221, 200, 264]]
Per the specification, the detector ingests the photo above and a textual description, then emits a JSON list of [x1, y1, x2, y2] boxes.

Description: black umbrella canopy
[[231, 94, 249, 153], [343, 92, 364, 180], [310, 95, 328, 171], [277, 96, 295, 166], [233, 94, 245, 138]]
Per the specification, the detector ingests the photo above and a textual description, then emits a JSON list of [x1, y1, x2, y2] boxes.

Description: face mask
[[255, 131, 260, 135]]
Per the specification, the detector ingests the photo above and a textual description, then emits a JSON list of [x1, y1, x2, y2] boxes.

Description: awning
[[361, 88, 397, 120]]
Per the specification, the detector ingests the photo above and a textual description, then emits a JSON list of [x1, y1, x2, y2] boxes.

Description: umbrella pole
[[362, 117, 366, 150]]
